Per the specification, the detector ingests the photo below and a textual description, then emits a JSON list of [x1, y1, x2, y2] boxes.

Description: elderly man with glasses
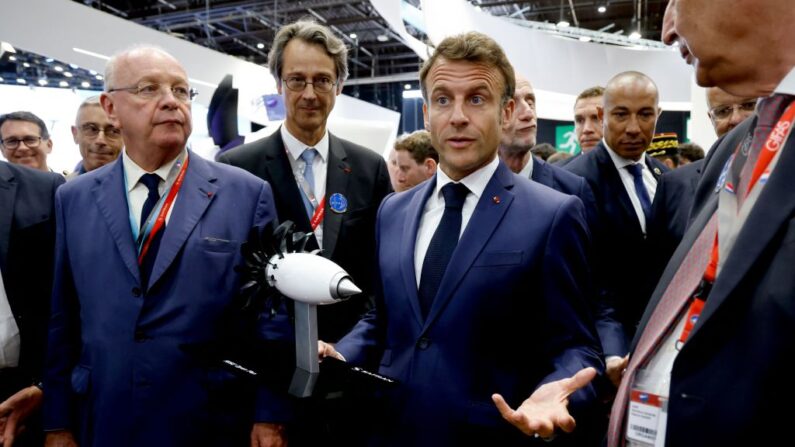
[[0, 111, 53, 172], [42, 45, 281, 447], [66, 96, 124, 179]]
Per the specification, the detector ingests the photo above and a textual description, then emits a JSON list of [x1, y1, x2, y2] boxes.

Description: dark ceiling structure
[[0, 0, 668, 98]]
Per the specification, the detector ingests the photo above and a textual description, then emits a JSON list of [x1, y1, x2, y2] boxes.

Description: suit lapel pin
[[653, 167, 662, 176], [341, 164, 352, 174], [492, 195, 501, 204], [329, 193, 348, 213]]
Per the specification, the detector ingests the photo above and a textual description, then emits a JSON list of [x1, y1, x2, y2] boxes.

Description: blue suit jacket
[[531, 155, 598, 230], [564, 143, 668, 357], [43, 153, 280, 447], [335, 162, 603, 446], [632, 109, 795, 446]]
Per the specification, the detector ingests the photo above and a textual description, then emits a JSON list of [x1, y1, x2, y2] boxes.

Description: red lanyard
[[310, 196, 326, 231], [137, 155, 190, 264], [679, 100, 795, 345]]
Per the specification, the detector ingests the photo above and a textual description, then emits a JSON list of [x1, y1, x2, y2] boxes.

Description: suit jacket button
[[417, 337, 430, 350], [132, 287, 142, 297]]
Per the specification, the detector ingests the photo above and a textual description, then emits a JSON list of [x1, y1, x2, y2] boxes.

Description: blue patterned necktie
[[418, 182, 470, 319], [300, 149, 318, 218]]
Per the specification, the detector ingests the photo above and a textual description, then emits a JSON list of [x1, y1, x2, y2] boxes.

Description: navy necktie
[[418, 182, 470, 319], [626, 163, 652, 223], [139, 173, 161, 229], [138, 173, 162, 290]]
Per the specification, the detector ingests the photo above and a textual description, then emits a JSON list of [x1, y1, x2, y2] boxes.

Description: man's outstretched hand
[[492, 367, 597, 439]]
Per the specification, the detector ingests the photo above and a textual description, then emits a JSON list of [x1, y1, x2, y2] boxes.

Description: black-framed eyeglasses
[[282, 76, 337, 93], [0, 136, 44, 150], [80, 123, 122, 139], [709, 101, 757, 120], [107, 83, 198, 103]]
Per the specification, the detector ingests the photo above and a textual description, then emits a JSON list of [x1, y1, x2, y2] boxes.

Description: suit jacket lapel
[[323, 133, 350, 259], [92, 158, 140, 282], [402, 179, 436, 328], [422, 163, 514, 331], [530, 157, 553, 186], [0, 163, 16, 270], [596, 144, 641, 233], [261, 131, 313, 234], [148, 152, 217, 288], [692, 136, 795, 338]]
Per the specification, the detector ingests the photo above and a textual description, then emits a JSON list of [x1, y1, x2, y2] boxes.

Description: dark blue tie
[[418, 182, 470, 319], [139, 173, 161, 229], [626, 163, 652, 223], [138, 173, 162, 290]]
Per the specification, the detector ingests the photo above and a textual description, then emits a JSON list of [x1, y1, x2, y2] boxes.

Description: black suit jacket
[[0, 161, 64, 396], [564, 143, 668, 357], [531, 155, 598, 230], [218, 129, 392, 342], [631, 101, 795, 446]]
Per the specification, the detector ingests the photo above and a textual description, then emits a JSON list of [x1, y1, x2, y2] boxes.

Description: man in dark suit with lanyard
[[608, 0, 795, 445], [564, 71, 668, 388], [219, 20, 391, 345], [0, 161, 63, 446]]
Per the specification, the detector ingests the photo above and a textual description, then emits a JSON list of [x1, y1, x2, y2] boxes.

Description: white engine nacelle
[[266, 252, 361, 305]]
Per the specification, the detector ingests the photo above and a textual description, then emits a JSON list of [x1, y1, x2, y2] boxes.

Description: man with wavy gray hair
[[219, 19, 391, 446]]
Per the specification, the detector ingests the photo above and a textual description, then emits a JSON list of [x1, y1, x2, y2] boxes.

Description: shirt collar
[[604, 140, 646, 170], [434, 155, 499, 201], [280, 125, 329, 162], [774, 66, 795, 96], [122, 148, 184, 192], [518, 154, 534, 179]]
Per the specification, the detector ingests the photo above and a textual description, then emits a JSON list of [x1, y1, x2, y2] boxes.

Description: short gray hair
[[268, 20, 349, 84]]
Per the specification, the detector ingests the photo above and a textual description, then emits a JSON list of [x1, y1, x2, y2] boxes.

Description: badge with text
[[329, 193, 348, 214], [627, 389, 667, 447]]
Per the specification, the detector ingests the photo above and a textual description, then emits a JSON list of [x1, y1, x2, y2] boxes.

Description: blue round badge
[[329, 193, 348, 213]]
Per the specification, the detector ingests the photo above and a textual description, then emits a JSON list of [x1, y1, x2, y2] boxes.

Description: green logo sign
[[556, 125, 581, 155]]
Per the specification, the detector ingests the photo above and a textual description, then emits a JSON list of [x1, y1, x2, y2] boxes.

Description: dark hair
[[268, 20, 349, 84], [394, 130, 438, 164], [419, 31, 515, 106], [0, 111, 50, 139], [678, 142, 705, 162], [530, 143, 556, 161]]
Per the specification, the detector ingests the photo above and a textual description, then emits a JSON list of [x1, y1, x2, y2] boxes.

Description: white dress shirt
[[604, 143, 658, 233], [414, 156, 499, 287], [0, 268, 20, 369], [518, 153, 534, 179], [123, 148, 184, 232], [281, 126, 329, 247]]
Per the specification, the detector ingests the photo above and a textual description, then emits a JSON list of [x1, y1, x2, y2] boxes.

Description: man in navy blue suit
[[42, 46, 284, 447], [498, 71, 598, 229], [609, 0, 795, 444], [320, 32, 603, 446], [564, 71, 669, 387]]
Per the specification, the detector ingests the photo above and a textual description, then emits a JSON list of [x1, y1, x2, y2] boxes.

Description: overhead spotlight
[[16, 78, 26, 84], [556, 20, 570, 28], [81, 81, 90, 88], [23, 62, 30, 68], [45, 58, 54, 63], [256, 43, 265, 49], [59, 81, 69, 87], [629, 31, 642, 40], [64, 72, 73, 77], [8, 55, 16, 61], [579, 36, 592, 42], [404, 83, 412, 90], [598, 5, 607, 13], [377, 34, 389, 42], [38, 79, 48, 86], [54, 65, 64, 72], [95, 74, 103, 80], [69, 63, 78, 69], [89, 69, 97, 75], [349, 33, 357, 39]]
